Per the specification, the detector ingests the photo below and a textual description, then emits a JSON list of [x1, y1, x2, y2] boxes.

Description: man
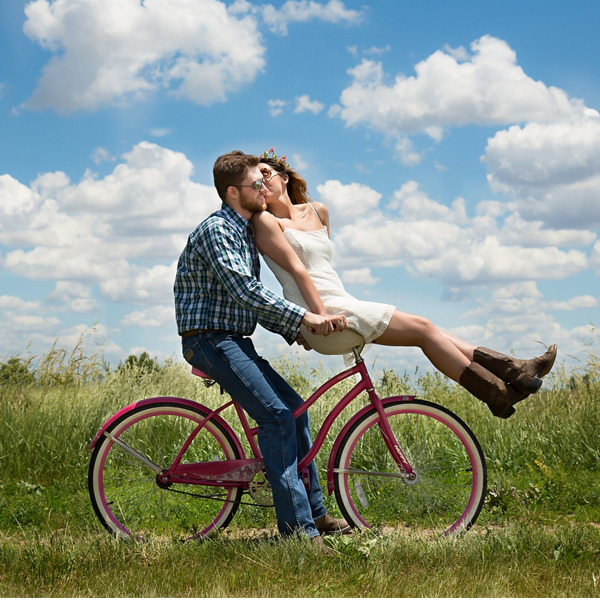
[[174, 150, 350, 546]]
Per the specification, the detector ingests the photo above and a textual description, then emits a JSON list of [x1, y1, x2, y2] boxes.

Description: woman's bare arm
[[253, 211, 328, 316]]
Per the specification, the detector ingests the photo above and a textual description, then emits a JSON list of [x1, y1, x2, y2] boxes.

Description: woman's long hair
[[260, 158, 310, 205]]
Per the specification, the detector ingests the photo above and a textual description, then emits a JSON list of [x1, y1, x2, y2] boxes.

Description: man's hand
[[302, 312, 347, 336], [295, 332, 312, 351]]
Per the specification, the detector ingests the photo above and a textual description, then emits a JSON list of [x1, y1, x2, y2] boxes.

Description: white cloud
[[485, 118, 600, 229], [0, 142, 217, 300], [101, 262, 177, 305], [0, 174, 38, 217], [342, 268, 380, 285], [294, 94, 325, 114], [7, 314, 62, 334], [48, 281, 100, 313], [120, 304, 176, 328], [150, 128, 171, 138], [364, 44, 391, 56], [409, 237, 587, 285], [261, 0, 364, 36], [268, 99, 287, 116], [547, 295, 598, 311], [500, 214, 597, 248], [591, 241, 600, 276], [23, 0, 266, 113], [390, 180, 468, 225], [334, 35, 595, 164], [316, 179, 382, 225], [320, 180, 590, 289], [91, 147, 115, 165], [0, 295, 42, 312]]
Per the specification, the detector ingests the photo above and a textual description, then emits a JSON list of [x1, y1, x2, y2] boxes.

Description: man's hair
[[213, 151, 260, 201]]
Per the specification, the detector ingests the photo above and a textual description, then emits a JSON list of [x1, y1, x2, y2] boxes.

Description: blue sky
[[1, 0, 599, 377]]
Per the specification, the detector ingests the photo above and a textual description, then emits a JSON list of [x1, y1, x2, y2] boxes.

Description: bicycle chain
[[163, 485, 265, 507]]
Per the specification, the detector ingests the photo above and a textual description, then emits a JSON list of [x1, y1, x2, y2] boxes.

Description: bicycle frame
[[90, 348, 417, 493]]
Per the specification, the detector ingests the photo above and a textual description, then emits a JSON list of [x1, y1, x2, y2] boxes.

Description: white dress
[[263, 226, 396, 356]]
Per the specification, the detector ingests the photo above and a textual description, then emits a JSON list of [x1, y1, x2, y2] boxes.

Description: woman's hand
[[302, 312, 347, 336]]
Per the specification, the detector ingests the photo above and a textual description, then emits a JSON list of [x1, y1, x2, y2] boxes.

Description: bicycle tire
[[89, 400, 244, 541], [333, 398, 486, 537]]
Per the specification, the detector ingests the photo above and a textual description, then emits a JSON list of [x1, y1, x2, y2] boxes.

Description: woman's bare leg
[[374, 311, 471, 382], [440, 330, 476, 361]]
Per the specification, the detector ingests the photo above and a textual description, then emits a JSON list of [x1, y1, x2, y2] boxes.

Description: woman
[[252, 150, 557, 419]]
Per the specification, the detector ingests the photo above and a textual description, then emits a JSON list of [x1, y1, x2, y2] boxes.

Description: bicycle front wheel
[[89, 400, 244, 541], [333, 399, 486, 537]]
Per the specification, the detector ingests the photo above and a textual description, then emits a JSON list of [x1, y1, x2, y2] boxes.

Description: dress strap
[[308, 203, 324, 226]]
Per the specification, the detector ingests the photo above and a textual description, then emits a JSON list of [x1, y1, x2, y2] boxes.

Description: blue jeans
[[182, 332, 326, 537]]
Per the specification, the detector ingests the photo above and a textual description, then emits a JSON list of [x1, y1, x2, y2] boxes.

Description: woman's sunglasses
[[260, 167, 283, 182]]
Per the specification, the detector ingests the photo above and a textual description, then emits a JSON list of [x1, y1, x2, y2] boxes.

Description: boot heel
[[513, 373, 542, 394], [496, 405, 516, 419]]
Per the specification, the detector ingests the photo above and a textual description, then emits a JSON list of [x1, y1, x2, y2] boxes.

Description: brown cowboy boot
[[516, 344, 557, 378], [314, 514, 352, 535], [473, 344, 557, 394], [459, 362, 529, 419]]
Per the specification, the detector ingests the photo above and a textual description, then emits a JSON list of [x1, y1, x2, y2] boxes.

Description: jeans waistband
[[179, 328, 249, 339], [180, 328, 228, 338]]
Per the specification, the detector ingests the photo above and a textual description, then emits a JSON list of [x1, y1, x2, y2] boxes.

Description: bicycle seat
[[191, 367, 211, 379], [299, 325, 365, 356]]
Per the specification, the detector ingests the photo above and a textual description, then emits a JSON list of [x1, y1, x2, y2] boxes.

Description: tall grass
[[1, 341, 599, 597]]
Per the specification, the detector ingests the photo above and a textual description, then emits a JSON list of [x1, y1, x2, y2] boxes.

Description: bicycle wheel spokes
[[89, 402, 243, 541], [334, 400, 486, 537]]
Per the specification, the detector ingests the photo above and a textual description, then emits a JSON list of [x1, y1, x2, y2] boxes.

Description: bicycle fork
[[366, 389, 418, 483]]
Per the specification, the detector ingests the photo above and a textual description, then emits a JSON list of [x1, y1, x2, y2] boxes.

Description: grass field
[[1, 342, 599, 597]]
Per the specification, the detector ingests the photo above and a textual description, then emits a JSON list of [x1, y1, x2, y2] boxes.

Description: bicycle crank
[[248, 469, 274, 506]]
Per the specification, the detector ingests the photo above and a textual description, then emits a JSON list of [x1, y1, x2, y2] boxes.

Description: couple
[[174, 149, 557, 544]]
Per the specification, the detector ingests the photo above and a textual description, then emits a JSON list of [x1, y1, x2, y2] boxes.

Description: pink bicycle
[[88, 346, 486, 541]]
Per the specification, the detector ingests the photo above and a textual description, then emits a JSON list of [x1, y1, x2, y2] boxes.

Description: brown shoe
[[314, 514, 352, 535], [473, 344, 557, 394], [459, 361, 529, 418]]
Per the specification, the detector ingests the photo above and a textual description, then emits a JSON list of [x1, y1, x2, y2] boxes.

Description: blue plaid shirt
[[174, 203, 306, 344]]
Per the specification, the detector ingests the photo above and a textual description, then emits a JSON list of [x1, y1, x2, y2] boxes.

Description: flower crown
[[261, 147, 289, 169]]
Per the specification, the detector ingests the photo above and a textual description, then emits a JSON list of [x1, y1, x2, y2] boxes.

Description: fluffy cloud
[[260, 0, 364, 36], [22, 0, 364, 113], [317, 179, 381, 225], [23, 0, 267, 112], [336, 35, 591, 136], [120, 304, 176, 328], [330, 32, 600, 250], [334, 35, 596, 166], [485, 118, 600, 229], [342, 268, 380, 285], [0, 142, 217, 299], [320, 180, 591, 289], [547, 295, 598, 311], [295, 95, 325, 114], [47, 282, 100, 313]]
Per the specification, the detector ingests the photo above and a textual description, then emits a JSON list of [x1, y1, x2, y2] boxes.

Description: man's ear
[[224, 185, 239, 203]]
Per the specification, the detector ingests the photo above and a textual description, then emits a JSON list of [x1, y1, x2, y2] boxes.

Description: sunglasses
[[231, 178, 265, 192], [259, 167, 283, 182]]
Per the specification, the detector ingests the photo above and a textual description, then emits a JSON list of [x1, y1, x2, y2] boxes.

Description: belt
[[180, 328, 230, 338]]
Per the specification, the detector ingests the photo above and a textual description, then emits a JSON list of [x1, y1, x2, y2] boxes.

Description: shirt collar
[[220, 202, 252, 230]]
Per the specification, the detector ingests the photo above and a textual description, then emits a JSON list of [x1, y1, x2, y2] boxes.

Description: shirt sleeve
[[198, 219, 306, 343]]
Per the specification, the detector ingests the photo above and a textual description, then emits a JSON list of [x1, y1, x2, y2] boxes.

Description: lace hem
[[343, 305, 395, 365]]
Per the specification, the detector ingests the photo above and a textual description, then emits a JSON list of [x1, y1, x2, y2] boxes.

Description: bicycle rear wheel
[[333, 399, 486, 537], [89, 400, 243, 541]]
